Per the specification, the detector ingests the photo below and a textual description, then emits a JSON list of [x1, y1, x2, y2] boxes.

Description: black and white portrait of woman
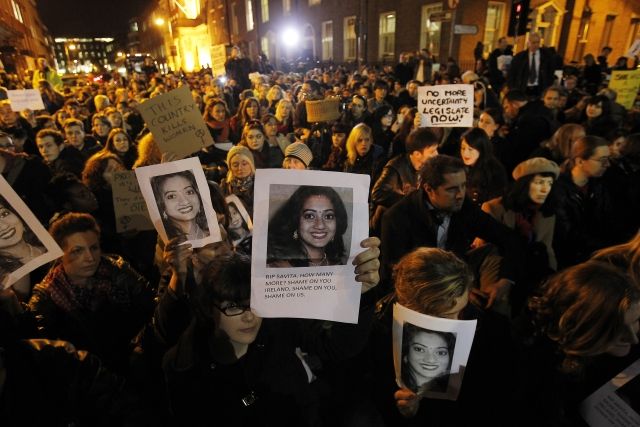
[[401, 323, 456, 394], [151, 170, 210, 241], [135, 157, 222, 248], [0, 176, 63, 289], [225, 194, 252, 251], [266, 185, 353, 268]]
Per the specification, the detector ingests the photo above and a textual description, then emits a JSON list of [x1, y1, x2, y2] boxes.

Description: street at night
[[1, 0, 640, 425]]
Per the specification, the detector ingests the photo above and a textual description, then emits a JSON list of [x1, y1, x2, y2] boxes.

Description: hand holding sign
[[418, 84, 474, 127]]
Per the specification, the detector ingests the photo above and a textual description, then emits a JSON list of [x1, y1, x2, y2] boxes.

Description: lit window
[[246, 0, 254, 31], [283, 0, 291, 14], [11, 0, 23, 23], [309, 0, 320, 5], [322, 21, 333, 61], [261, 0, 269, 22], [231, 2, 239, 35], [483, 2, 505, 56], [379, 12, 396, 60], [344, 16, 357, 61], [420, 3, 442, 55]]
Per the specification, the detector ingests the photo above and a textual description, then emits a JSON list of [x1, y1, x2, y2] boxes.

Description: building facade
[[134, 0, 640, 74], [53, 37, 116, 74], [0, 0, 54, 77]]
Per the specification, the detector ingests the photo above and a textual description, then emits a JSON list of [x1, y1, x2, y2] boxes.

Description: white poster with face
[[250, 169, 370, 324], [0, 176, 63, 289], [393, 303, 477, 400], [135, 157, 222, 248]]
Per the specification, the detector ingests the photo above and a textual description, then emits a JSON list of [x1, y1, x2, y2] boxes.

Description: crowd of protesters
[[0, 31, 639, 426]]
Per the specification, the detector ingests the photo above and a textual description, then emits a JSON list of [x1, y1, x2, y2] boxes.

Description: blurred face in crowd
[[230, 154, 252, 179], [283, 156, 306, 170], [374, 86, 387, 101], [65, 182, 98, 213], [460, 139, 480, 167], [606, 301, 640, 357], [424, 170, 466, 213], [578, 145, 610, 178], [413, 113, 423, 129], [478, 112, 499, 138], [502, 99, 523, 121], [528, 174, 554, 205], [350, 97, 366, 118], [355, 132, 372, 157], [409, 145, 439, 171], [332, 132, 346, 148], [245, 129, 265, 151], [381, 110, 394, 128], [65, 125, 85, 150], [209, 103, 227, 122], [0, 134, 14, 151], [263, 118, 278, 137], [275, 101, 292, 120], [36, 135, 61, 163], [528, 34, 541, 53], [93, 118, 110, 137], [407, 82, 419, 98], [543, 90, 560, 110], [0, 104, 17, 126], [245, 101, 259, 120], [609, 137, 627, 159], [586, 102, 603, 119], [112, 131, 130, 153], [216, 301, 262, 355], [564, 77, 577, 91], [107, 112, 123, 128], [61, 231, 102, 285]]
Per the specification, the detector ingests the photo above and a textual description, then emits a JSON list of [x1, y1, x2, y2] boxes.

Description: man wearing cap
[[282, 142, 313, 170], [381, 155, 524, 310]]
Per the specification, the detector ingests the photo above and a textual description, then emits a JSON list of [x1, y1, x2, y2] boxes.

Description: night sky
[[37, 0, 153, 37]]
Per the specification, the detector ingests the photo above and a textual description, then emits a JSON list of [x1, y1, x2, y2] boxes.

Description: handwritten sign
[[7, 89, 45, 112], [418, 84, 474, 127], [111, 170, 154, 233], [211, 44, 227, 78], [137, 85, 213, 159], [609, 70, 640, 110]]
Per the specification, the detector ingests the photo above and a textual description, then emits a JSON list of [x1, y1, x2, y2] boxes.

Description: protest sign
[[211, 44, 227, 77], [627, 39, 640, 60], [111, 170, 154, 233], [393, 303, 477, 400], [135, 157, 222, 248], [7, 89, 45, 111], [0, 176, 63, 289], [250, 169, 370, 324], [418, 84, 474, 127], [609, 70, 640, 110], [581, 358, 640, 426], [137, 85, 213, 159]]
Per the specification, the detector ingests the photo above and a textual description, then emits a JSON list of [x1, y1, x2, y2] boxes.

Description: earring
[[293, 230, 299, 240], [162, 211, 168, 220]]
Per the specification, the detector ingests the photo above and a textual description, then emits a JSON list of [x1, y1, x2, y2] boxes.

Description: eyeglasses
[[214, 302, 252, 316], [588, 156, 610, 165]]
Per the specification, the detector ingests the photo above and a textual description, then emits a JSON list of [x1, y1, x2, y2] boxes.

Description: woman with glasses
[[554, 135, 615, 268], [371, 105, 398, 157], [157, 244, 381, 425]]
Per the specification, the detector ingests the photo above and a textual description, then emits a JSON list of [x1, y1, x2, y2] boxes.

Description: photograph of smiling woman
[[266, 185, 349, 267], [151, 170, 210, 241]]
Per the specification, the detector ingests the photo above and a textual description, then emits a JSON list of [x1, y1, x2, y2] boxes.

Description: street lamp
[[154, 15, 175, 71], [282, 27, 299, 48]]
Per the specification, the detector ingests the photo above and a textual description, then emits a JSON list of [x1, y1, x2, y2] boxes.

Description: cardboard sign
[[137, 85, 213, 159], [250, 169, 370, 324], [111, 170, 154, 233], [211, 44, 227, 77], [7, 89, 45, 112], [393, 304, 477, 400], [609, 70, 640, 110], [418, 84, 474, 127], [0, 176, 63, 288]]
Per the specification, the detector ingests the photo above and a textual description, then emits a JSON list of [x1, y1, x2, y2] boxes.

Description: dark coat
[[50, 145, 85, 178], [507, 48, 555, 92], [504, 100, 555, 173], [371, 154, 418, 209], [380, 189, 523, 286]]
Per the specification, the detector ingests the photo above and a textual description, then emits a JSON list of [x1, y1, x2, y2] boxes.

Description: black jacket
[[371, 154, 419, 208], [507, 47, 555, 92], [380, 189, 523, 286]]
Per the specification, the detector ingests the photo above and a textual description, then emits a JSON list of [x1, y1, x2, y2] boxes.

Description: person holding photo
[[151, 170, 210, 242], [227, 201, 251, 254], [267, 185, 349, 267], [0, 195, 46, 290], [401, 325, 454, 393], [221, 145, 255, 217]]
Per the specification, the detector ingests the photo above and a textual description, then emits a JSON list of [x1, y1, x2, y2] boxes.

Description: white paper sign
[[0, 176, 63, 288], [627, 39, 640, 59], [135, 157, 222, 248], [7, 89, 45, 112], [250, 169, 370, 324], [393, 303, 477, 400], [418, 84, 474, 127], [581, 358, 640, 427]]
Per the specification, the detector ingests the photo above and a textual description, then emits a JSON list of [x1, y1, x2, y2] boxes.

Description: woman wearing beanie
[[478, 157, 560, 314], [221, 145, 255, 216], [282, 142, 313, 169]]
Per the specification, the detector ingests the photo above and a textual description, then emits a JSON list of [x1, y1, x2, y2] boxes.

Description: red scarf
[[206, 118, 230, 143], [46, 259, 113, 312]]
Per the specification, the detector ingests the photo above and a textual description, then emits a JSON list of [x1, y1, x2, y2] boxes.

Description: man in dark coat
[[381, 155, 523, 309], [507, 32, 555, 98], [224, 46, 252, 91]]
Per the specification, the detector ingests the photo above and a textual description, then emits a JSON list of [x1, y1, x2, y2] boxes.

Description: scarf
[[229, 175, 254, 198], [46, 259, 113, 312], [514, 204, 539, 243], [206, 118, 230, 143]]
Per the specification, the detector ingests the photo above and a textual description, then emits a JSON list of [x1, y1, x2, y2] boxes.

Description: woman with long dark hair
[[103, 128, 137, 169], [267, 185, 349, 267], [459, 127, 507, 205]]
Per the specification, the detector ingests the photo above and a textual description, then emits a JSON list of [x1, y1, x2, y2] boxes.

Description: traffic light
[[508, 0, 530, 36]]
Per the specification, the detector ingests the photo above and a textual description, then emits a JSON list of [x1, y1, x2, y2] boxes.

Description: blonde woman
[[343, 123, 385, 178], [221, 145, 255, 217]]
